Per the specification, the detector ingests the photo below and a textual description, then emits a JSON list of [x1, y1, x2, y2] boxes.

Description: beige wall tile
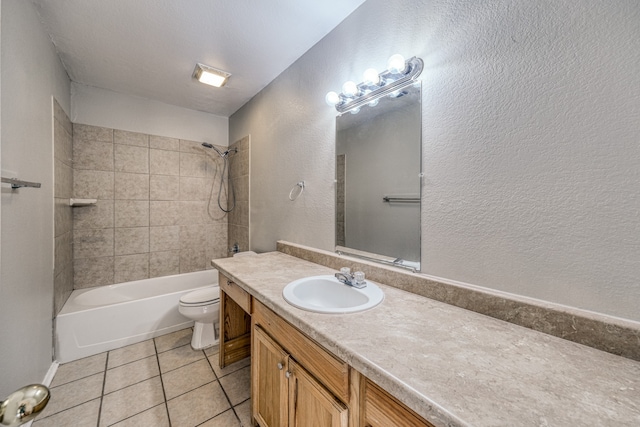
[[115, 200, 149, 228], [150, 175, 179, 201], [54, 264, 73, 315], [114, 129, 149, 147], [54, 117, 73, 166], [73, 228, 114, 259], [115, 227, 149, 255], [54, 99, 73, 135], [149, 250, 180, 278], [150, 226, 180, 252], [150, 149, 180, 176], [180, 247, 207, 273], [115, 144, 149, 174], [228, 151, 249, 179], [179, 176, 209, 201], [150, 201, 181, 226], [179, 152, 207, 177], [73, 124, 113, 143], [55, 159, 73, 199], [74, 170, 114, 199], [74, 256, 114, 288], [180, 224, 207, 250], [228, 225, 249, 255], [114, 172, 149, 200], [55, 197, 73, 237], [73, 140, 114, 171], [228, 201, 248, 227], [73, 200, 115, 230], [150, 135, 180, 151], [178, 201, 210, 225], [179, 139, 208, 154], [114, 253, 149, 283], [54, 231, 73, 276], [231, 175, 249, 203]]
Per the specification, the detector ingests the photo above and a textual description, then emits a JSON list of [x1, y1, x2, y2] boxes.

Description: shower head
[[201, 143, 237, 158]]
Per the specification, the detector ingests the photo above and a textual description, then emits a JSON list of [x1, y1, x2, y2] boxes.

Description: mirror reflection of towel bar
[[382, 196, 419, 203]]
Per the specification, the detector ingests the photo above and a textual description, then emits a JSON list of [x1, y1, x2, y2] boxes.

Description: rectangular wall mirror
[[335, 81, 422, 271]]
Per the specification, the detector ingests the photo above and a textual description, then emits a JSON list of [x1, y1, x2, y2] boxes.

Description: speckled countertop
[[212, 252, 640, 427]]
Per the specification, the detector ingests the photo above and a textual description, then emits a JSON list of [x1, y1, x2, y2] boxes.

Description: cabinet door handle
[[227, 280, 233, 286], [285, 371, 291, 378], [277, 362, 284, 370]]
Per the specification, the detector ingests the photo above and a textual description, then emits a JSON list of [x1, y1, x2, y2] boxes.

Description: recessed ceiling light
[[193, 63, 231, 88]]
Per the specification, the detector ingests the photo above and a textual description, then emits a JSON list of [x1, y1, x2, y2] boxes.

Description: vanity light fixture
[[325, 54, 423, 114], [193, 63, 231, 88]]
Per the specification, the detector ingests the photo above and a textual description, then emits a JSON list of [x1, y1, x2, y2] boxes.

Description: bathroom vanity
[[212, 247, 640, 427]]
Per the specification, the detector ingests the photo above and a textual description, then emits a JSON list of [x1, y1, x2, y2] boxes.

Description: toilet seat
[[180, 287, 220, 307]]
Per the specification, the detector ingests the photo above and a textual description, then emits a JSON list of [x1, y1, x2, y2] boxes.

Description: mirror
[[335, 81, 421, 271]]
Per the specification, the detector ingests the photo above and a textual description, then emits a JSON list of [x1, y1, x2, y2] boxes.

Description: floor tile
[[167, 382, 230, 427], [50, 353, 107, 387], [110, 404, 170, 427], [208, 353, 250, 378], [107, 339, 156, 369], [200, 409, 241, 427], [234, 399, 253, 427], [104, 355, 160, 394], [32, 398, 100, 427], [100, 377, 165, 426], [161, 358, 216, 400], [155, 328, 193, 353], [41, 373, 103, 418], [219, 366, 251, 405], [203, 344, 220, 357], [158, 343, 204, 373]]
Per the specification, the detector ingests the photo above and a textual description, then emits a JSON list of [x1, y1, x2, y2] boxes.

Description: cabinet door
[[288, 359, 348, 427], [363, 379, 434, 427], [253, 325, 289, 427]]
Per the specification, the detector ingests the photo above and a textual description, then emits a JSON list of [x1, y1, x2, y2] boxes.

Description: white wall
[[72, 83, 228, 145], [0, 0, 71, 396], [230, 0, 640, 321]]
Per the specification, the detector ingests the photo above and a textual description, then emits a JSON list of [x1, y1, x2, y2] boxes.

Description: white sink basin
[[282, 275, 384, 314]]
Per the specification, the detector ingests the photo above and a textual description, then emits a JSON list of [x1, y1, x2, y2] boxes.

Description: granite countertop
[[212, 251, 640, 427]]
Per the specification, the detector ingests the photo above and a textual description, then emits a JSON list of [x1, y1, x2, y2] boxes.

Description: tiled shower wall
[[72, 124, 229, 288], [53, 100, 74, 314], [228, 136, 250, 253]]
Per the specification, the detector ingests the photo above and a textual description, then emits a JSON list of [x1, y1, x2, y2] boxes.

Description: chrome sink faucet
[[335, 268, 367, 289]]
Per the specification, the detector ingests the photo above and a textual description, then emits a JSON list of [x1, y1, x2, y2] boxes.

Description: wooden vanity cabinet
[[252, 300, 350, 427], [219, 273, 252, 368], [362, 379, 434, 427]]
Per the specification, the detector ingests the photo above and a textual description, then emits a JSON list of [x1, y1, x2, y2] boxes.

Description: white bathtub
[[55, 270, 218, 363]]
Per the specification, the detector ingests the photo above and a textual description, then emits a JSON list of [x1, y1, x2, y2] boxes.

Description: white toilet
[[179, 286, 220, 350]]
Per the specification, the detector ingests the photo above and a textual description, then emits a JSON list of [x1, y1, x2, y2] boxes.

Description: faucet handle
[[340, 267, 351, 276], [354, 271, 366, 285]]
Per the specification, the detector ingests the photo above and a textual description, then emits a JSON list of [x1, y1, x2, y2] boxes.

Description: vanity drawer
[[253, 300, 350, 403], [219, 273, 252, 313], [363, 379, 434, 427]]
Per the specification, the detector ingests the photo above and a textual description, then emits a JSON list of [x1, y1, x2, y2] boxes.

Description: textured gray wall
[[230, 0, 640, 321]]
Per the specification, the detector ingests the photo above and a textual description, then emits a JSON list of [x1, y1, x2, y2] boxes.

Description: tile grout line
[[96, 350, 109, 427], [152, 337, 173, 427], [203, 349, 243, 425]]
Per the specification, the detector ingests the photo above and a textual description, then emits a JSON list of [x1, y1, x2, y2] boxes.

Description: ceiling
[[31, 0, 367, 117]]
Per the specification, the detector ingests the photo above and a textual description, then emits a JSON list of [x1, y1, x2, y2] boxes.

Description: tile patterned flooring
[[33, 328, 252, 427]]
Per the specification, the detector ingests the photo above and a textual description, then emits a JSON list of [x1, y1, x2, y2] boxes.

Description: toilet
[[179, 286, 220, 350]]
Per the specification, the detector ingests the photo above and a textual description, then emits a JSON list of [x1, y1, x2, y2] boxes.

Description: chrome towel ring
[[289, 181, 305, 201]]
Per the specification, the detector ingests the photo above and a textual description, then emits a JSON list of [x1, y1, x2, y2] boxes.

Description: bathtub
[[55, 270, 218, 363]]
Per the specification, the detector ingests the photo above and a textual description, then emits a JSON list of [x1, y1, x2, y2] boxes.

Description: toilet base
[[191, 321, 219, 350]]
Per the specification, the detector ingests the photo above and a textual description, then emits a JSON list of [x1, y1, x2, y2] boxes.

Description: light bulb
[[342, 81, 359, 97], [368, 99, 379, 107], [325, 91, 340, 107], [349, 107, 361, 114], [387, 54, 406, 74], [363, 68, 380, 86]]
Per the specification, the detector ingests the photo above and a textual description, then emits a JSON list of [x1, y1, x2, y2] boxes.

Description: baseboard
[[22, 361, 59, 427]]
